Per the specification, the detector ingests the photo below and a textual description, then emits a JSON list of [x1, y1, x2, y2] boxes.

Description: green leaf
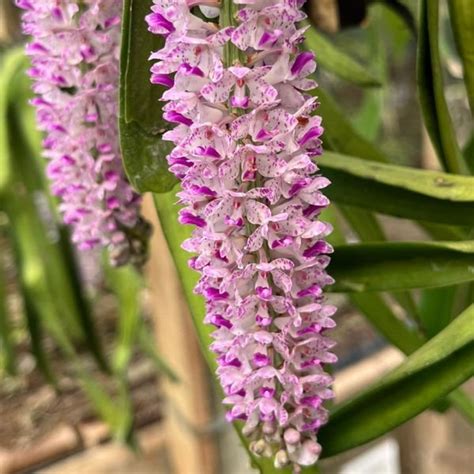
[[336, 206, 421, 323], [417, 0, 467, 174], [104, 261, 143, 374], [464, 133, 474, 174], [448, 389, 474, 425], [377, 0, 417, 37], [419, 286, 457, 338], [337, 206, 385, 242], [330, 240, 474, 292], [328, 206, 473, 423], [319, 151, 474, 225], [119, 0, 177, 193], [7, 199, 62, 385], [7, 82, 109, 370], [316, 89, 388, 163], [152, 191, 212, 362], [138, 325, 179, 383], [305, 27, 382, 87], [0, 49, 26, 195], [448, 0, 474, 116], [318, 304, 474, 457], [78, 370, 134, 442], [351, 293, 424, 354], [351, 6, 387, 142], [419, 222, 468, 241], [56, 226, 109, 372]]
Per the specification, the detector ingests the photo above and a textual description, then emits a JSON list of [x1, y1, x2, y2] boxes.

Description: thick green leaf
[[119, 0, 177, 193], [330, 240, 474, 292], [119, 121, 177, 193], [319, 151, 474, 225], [305, 27, 382, 87], [319, 304, 474, 457], [337, 206, 420, 322], [417, 0, 467, 174], [448, 0, 474, 116], [327, 206, 472, 423], [323, 151, 474, 202]]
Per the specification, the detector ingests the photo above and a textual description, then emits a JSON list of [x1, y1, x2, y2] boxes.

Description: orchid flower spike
[[17, 0, 151, 266], [148, 0, 337, 469]]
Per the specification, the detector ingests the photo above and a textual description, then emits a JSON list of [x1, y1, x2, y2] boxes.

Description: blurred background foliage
[[0, 45, 177, 446], [0, 0, 473, 472]]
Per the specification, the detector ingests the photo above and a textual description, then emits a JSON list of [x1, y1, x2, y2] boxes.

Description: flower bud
[[274, 449, 290, 469]]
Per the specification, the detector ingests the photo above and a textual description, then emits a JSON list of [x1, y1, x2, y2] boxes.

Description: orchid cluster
[[17, 0, 150, 266], [147, 0, 337, 469]]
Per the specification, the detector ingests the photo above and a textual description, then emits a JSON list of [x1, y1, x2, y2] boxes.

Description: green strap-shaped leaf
[[119, 0, 177, 193], [318, 304, 474, 457], [104, 261, 143, 374], [419, 286, 457, 338], [0, 49, 26, 195], [377, 0, 417, 37], [138, 325, 180, 383], [326, 199, 472, 424], [152, 191, 212, 363], [330, 240, 474, 292], [104, 260, 178, 382], [305, 27, 382, 87], [324, 151, 474, 202], [319, 151, 474, 225], [316, 88, 388, 163], [448, 389, 474, 425], [337, 205, 385, 242], [337, 205, 421, 323], [7, 79, 109, 370], [351, 5, 387, 142], [448, 0, 474, 117], [351, 293, 423, 354], [417, 0, 467, 174]]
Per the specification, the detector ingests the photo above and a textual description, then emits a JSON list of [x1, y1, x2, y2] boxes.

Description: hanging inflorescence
[[17, 0, 151, 266], [147, 0, 337, 469]]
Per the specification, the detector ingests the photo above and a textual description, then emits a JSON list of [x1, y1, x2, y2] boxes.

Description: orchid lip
[[151, 73, 174, 87], [291, 51, 314, 76]]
